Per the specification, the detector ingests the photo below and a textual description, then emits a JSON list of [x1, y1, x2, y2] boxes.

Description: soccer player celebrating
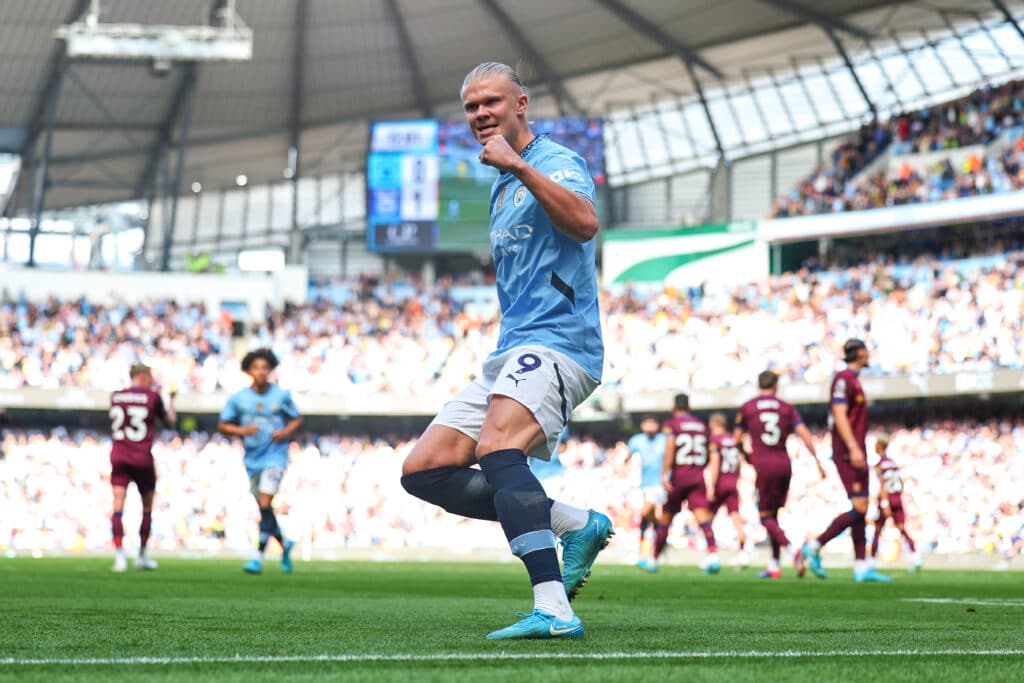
[[735, 371, 823, 579], [219, 348, 303, 575], [627, 416, 667, 572], [653, 394, 719, 574], [109, 364, 176, 572], [800, 339, 892, 582], [706, 413, 749, 569], [400, 62, 612, 640], [870, 434, 923, 572]]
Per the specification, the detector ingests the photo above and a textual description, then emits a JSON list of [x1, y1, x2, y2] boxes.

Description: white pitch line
[[2, 650, 1023, 666], [902, 598, 1024, 607]]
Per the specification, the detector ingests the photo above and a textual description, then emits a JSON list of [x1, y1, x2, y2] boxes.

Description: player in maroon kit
[[799, 339, 892, 582], [871, 434, 923, 571], [654, 394, 719, 573], [735, 370, 823, 579], [109, 364, 176, 572], [707, 413, 749, 569]]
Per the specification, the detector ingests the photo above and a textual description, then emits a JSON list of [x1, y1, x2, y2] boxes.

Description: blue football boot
[[485, 610, 584, 640], [560, 510, 614, 600]]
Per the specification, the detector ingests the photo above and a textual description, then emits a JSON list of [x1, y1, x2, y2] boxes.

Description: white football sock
[[767, 558, 780, 572], [854, 559, 868, 575], [807, 539, 821, 551], [533, 580, 574, 621], [549, 501, 588, 537]]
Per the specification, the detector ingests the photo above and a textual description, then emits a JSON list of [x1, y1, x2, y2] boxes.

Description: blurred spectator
[[2, 423, 1021, 559]]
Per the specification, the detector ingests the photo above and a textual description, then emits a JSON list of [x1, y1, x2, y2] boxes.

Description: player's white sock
[[549, 501, 588, 538], [533, 580, 574, 621], [854, 559, 868, 575], [807, 539, 821, 552], [707, 552, 720, 565], [767, 558, 780, 572]]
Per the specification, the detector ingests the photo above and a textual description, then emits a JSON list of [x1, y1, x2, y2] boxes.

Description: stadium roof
[[2, 0, 1023, 211]]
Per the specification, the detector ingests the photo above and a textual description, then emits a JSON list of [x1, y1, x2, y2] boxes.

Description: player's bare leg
[[896, 523, 922, 571], [637, 501, 658, 571], [402, 422, 609, 595], [135, 490, 157, 570], [111, 485, 128, 572], [693, 507, 720, 574], [245, 489, 293, 574], [476, 396, 580, 638], [730, 512, 749, 569], [758, 509, 792, 578]]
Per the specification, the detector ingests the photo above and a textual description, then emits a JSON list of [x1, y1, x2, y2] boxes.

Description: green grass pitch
[[2, 558, 1022, 682]]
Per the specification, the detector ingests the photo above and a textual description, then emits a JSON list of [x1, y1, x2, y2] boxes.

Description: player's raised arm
[[502, 153, 598, 243]]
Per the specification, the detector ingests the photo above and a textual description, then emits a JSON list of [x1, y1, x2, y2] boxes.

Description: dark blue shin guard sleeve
[[258, 507, 277, 551], [401, 466, 499, 521], [479, 449, 561, 586]]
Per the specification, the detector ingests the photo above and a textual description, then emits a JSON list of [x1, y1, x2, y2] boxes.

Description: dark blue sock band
[[479, 449, 561, 586]]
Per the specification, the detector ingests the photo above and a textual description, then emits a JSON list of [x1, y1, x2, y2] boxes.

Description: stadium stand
[[3, 425, 1022, 560]]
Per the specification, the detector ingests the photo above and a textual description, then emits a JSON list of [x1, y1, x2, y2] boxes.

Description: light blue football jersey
[[488, 135, 603, 381], [220, 384, 300, 476], [628, 432, 667, 488]]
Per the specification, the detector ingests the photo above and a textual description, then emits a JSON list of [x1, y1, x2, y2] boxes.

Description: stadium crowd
[[2, 249, 1022, 397], [774, 80, 1024, 216], [2, 422, 1021, 562]]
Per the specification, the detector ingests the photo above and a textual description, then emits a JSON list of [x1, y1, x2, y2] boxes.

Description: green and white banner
[[601, 222, 766, 286]]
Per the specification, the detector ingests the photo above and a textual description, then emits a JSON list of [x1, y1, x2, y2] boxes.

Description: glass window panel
[[33, 234, 71, 267], [221, 190, 246, 238], [777, 79, 817, 130], [271, 183, 293, 231], [343, 173, 365, 222], [614, 118, 645, 172], [960, 27, 1011, 76], [799, 70, 844, 123], [196, 192, 221, 240], [707, 96, 744, 149], [989, 24, 1024, 68], [753, 85, 794, 136], [727, 90, 768, 142], [824, 67, 869, 117], [657, 107, 694, 159], [6, 232, 29, 263], [878, 52, 924, 105], [932, 38, 982, 85], [636, 111, 669, 167], [320, 173, 342, 225], [247, 185, 270, 233], [908, 46, 954, 93], [296, 176, 318, 227], [173, 197, 195, 243], [683, 101, 717, 156]]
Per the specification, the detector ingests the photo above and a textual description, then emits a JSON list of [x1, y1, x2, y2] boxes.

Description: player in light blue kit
[[627, 416, 667, 572], [401, 62, 613, 641], [219, 348, 303, 575]]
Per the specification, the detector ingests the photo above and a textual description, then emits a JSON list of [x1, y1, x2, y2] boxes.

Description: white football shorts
[[431, 345, 599, 461], [249, 466, 285, 498]]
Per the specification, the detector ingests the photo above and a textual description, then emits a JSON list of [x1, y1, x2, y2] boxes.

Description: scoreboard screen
[[367, 118, 605, 253]]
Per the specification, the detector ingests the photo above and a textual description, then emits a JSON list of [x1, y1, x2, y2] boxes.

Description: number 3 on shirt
[[110, 405, 149, 442], [760, 411, 781, 446], [674, 433, 707, 466]]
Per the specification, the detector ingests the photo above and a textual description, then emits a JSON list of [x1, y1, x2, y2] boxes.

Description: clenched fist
[[478, 134, 524, 173]]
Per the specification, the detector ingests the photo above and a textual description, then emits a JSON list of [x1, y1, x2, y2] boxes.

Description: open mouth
[[477, 124, 498, 138]]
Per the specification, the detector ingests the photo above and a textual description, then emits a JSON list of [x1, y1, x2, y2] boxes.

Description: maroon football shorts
[[110, 460, 156, 496], [710, 484, 740, 515], [754, 457, 792, 512], [665, 468, 710, 515], [887, 493, 906, 526]]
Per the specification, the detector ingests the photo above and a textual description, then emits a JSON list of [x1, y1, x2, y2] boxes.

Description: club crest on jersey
[[495, 186, 507, 211], [256, 402, 264, 411], [513, 186, 527, 206]]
